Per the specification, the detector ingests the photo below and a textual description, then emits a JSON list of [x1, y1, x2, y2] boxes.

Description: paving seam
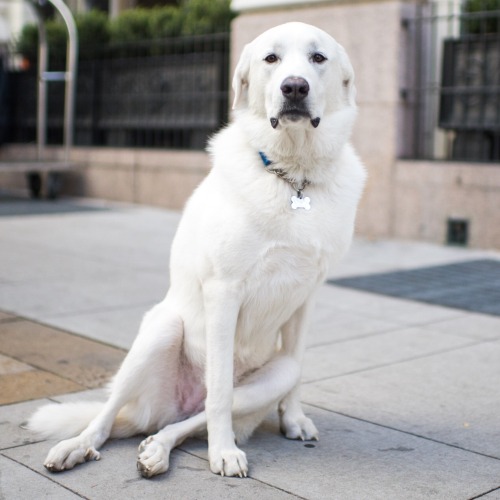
[[305, 316, 479, 350], [468, 486, 500, 499], [177, 447, 308, 499], [306, 324, 415, 349], [0, 311, 128, 352], [0, 451, 89, 499], [303, 403, 500, 463], [302, 338, 496, 385]]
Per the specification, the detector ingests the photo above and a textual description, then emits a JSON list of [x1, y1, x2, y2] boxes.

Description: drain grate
[[328, 259, 500, 317]]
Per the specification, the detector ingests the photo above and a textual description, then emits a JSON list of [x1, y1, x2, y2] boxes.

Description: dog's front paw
[[280, 413, 319, 441], [44, 437, 101, 472], [209, 445, 248, 478], [137, 436, 171, 478]]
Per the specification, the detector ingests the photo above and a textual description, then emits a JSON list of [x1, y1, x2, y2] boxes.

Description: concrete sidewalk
[[1, 197, 500, 499]]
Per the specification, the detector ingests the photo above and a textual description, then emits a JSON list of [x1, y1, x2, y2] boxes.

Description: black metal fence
[[7, 32, 230, 150], [401, 1, 500, 162]]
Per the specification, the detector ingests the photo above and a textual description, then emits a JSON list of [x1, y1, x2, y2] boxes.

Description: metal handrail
[[31, 0, 78, 162]]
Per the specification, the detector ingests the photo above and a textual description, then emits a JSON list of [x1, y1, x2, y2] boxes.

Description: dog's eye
[[264, 54, 278, 64], [312, 53, 327, 64]]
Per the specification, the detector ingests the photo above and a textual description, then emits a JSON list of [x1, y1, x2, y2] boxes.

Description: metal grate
[[401, 1, 500, 162], [7, 32, 230, 151], [328, 259, 500, 316]]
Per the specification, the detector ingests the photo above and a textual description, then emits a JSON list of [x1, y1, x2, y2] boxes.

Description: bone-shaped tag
[[291, 195, 311, 210]]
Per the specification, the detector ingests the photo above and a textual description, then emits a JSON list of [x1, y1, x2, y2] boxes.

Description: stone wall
[[394, 160, 500, 249], [0, 145, 210, 210], [231, 0, 406, 241], [231, 0, 500, 250]]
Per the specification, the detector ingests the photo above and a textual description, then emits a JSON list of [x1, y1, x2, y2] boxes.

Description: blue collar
[[258, 151, 273, 167]]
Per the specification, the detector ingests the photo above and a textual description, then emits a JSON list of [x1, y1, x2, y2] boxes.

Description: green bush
[[15, 23, 38, 63], [15, 2, 234, 63], [463, 0, 500, 34], [16, 9, 110, 64], [109, 8, 153, 43], [15, 19, 67, 67], [148, 6, 184, 39], [181, 0, 234, 35], [76, 10, 110, 58]]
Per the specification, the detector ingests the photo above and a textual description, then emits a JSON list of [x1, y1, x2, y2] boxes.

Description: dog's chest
[[232, 233, 329, 367]]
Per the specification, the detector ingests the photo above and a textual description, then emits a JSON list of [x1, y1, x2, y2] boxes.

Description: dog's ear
[[337, 44, 356, 107], [232, 43, 252, 110]]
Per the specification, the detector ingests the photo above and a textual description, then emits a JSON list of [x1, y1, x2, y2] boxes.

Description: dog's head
[[232, 22, 356, 130]]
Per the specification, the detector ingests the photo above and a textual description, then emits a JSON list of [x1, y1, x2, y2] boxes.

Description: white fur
[[28, 22, 366, 479]]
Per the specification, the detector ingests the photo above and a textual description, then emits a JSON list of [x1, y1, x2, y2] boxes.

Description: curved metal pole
[[36, 9, 47, 161], [31, 0, 78, 162], [48, 0, 78, 162]]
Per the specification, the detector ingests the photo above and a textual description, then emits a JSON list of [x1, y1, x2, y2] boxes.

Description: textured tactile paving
[[329, 259, 500, 317]]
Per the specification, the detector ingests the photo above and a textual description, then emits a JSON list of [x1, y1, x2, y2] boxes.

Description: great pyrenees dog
[[28, 22, 366, 478]]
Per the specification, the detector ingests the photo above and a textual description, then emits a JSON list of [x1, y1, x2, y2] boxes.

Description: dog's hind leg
[[137, 354, 300, 478], [278, 299, 319, 441], [43, 301, 183, 472]]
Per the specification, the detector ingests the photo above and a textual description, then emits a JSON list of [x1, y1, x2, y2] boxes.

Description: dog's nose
[[280, 77, 309, 101]]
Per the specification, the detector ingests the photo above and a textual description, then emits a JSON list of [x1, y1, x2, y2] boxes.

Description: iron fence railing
[[401, 1, 500, 162], [6, 32, 230, 150]]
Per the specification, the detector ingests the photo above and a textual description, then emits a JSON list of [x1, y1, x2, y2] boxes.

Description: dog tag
[[291, 194, 311, 210]]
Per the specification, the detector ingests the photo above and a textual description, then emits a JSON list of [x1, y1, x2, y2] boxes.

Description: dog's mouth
[[271, 108, 321, 129]]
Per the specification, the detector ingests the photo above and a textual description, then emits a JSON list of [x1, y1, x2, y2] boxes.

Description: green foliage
[[109, 8, 153, 42], [108, 1, 234, 41], [45, 19, 68, 63], [15, 9, 110, 64], [15, 2, 233, 63], [181, 0, 234, 35], [15, 19, 68, 67], [15, 23, 38, 63], [463, 0, 500, 34], [76, 10, 110, 58], [148, 6, 184, 39]]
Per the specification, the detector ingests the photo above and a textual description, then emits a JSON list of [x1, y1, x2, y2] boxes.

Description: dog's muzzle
[[270, 77, 321, 129]]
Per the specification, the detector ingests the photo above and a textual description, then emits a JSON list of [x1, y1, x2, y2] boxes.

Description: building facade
[[231, 0, 499, 249]]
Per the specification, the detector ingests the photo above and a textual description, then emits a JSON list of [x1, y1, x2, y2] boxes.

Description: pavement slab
[[0, 320, 125, 389], [3, 439, 297, 500], [0, 353, 34, 376], [422, 312, 500, 341], [1, 197, 500, 499], [317, 284, 464, 327], [182, 407, 500, 500], [0, 454, 82, 500], [0, 312, 18, 323], [303, 341, 500, 459], [302, 325, 476, 382], [0, 399, 53, 449], [0, 370, 85, 405], [40, 304, 152, 350]]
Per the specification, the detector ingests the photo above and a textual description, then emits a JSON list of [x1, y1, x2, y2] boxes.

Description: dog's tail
[[26, 402, 104, 440], [26, 402, 139, 440]]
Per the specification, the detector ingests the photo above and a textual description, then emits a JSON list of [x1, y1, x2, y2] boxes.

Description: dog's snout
[[280, 77, 309, 101]]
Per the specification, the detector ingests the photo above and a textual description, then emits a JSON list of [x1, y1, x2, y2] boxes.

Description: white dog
[[28, 22, 366, 479]]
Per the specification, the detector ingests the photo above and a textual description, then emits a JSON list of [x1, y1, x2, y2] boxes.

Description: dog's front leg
[[203, 279, 248, 477], [279, 298, 319, 441]]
